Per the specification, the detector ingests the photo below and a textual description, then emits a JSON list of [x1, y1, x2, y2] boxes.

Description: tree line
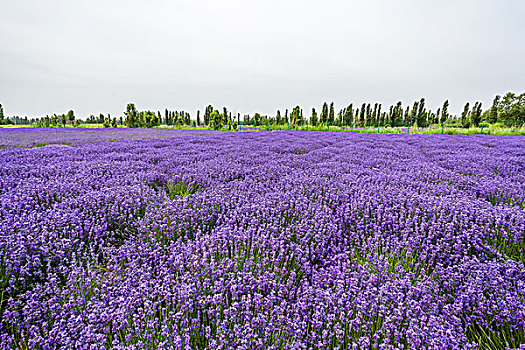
[[1, 92, 523, 128], [106, 92, 525, 129]]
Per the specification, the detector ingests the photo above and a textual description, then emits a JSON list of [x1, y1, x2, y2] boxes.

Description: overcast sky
[[1, 0, 524, 119]]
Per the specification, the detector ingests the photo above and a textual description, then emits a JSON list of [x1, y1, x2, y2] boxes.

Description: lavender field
[[0, 129, 524, 349]]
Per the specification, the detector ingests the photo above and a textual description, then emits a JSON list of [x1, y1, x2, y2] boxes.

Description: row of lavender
[[0, 128, 214, 149], [0, 130, 524, 349]]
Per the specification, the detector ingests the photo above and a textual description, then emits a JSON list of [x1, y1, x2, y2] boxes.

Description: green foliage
[[391, 101, 403, 126], [253, 112, 261, 126], [125, 103, 138, 128], [359, 103, 366, 126], [498, 92, 525, 127], [416, 98, 427, 127], [166, 182, 199, 200], [210, 110, 222, 130], [124, 104, 162, 128], [320, 102, 328, 124], [310, 108, 318, 126], [66, 110, 75, 125], [276, 110, 282, 125], [461, 102, 471, 127], [470, 102, 483, 127], [0, 104, 12, 125], [465, 323, 525, 350], [204, 105, 213, 126], [328, 102, 335, 125], [290, 106, 301, 128], [343, 104, 353, 126], [24, 92, 525, 131], [102, 114, 111, 128], [489, 95, 500, 123], [440, 100, 449, 123]]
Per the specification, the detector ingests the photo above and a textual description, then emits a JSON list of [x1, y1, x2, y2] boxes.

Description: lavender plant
[[0, 129, 524, 349]]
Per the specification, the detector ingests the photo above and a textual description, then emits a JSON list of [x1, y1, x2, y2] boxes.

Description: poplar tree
[[328, 102, 335, 125], [440, 100, 449, 124], [410, 101, 419, 124], [67, 110, 75, 125], [416, 98, 426, 126], [391, 102, 402, 126], [344, 104, 353, 126], [311, 108, 318, 126], [365, 104, 372, 126], [359, 103, 366, 126], [320, 103, 328, 124], [223, 107, 228, 124], [470, 102, 483, 126], [204, 105, 213, 125], [461, 102, 470, 127], [289, 106, 301, 126], [489, 95, 500, 123], [125, 103, 138, 128]]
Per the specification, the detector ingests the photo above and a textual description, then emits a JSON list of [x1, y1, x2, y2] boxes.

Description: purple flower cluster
[[0, 130, 524, 349]]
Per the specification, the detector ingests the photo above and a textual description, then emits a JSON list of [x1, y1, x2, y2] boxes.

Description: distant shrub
[[491, 122, 505, 128]]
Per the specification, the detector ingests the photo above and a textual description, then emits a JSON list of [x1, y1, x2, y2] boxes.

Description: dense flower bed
[[0, 128, 213, 149], [0, 129, 524, 349]]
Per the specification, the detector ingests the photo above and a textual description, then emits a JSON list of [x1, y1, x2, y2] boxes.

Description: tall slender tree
[[311, 108, 318, 126], [204, 105, 213, 125], [320, 103, 328, 124], [410, 101, 419, 124], [67, 110, 75, 125], [440, 100, 449, 124], [489, 95, 500, 123], [416, 98, 426, 126], [461, 102, 470, 126], [125, 103, 138, 128], [344, 104, 353, 126], [328, 102, 335, 125], [391, 102, 402, 126], [470, 102, 483, 126], [359, 103, 366, 126]]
